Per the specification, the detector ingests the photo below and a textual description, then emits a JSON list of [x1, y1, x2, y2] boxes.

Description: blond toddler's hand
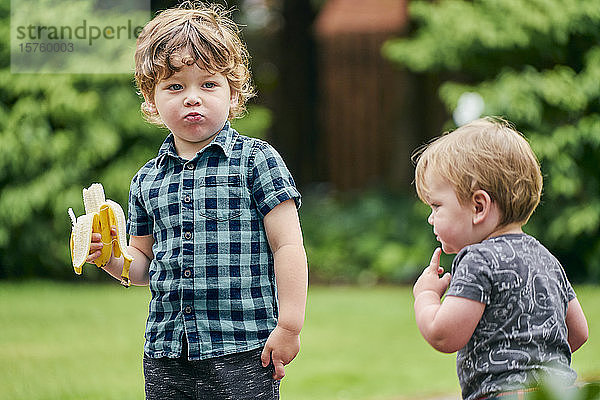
[[413, 247, 451, 299], [261, 324, 300, 380]]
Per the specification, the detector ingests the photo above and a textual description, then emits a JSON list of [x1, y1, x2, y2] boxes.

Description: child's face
[[423, 171, 478, 254], [150, 62, 236, 157]]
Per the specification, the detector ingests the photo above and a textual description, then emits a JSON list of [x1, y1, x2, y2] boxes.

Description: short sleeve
[[561, 265, 577, 302], [446, 248, 493, 305], [567, 286, 576, 301], [249, 142, 301, 218], [127, 173, 153, 236]]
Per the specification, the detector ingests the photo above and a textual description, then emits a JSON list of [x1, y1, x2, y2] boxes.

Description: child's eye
[[167, 83, 183, 91], [203, 82, 216, 89]]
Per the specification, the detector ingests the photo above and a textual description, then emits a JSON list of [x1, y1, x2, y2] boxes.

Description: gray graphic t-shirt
[[446, 234, 577, 400]]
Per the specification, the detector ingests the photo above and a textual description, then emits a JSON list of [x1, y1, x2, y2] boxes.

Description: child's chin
[[441, 244, 458, 254]]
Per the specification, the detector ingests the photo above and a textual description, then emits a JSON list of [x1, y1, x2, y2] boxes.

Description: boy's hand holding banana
[[68, 183, 133, 287]]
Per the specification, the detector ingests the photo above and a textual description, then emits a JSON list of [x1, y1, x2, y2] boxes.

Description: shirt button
[[185, 164, 195, 170], [184, 305, 193, 314], [183, 269, 192, 278], [183, 195, 192, 203], [184, 231, 192, 240]]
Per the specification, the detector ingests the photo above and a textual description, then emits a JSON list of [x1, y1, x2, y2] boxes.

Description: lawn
[[1, 281, 599, 400]]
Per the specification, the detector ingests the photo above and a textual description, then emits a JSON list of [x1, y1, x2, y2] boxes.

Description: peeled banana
[[68, 183, 133, 287]]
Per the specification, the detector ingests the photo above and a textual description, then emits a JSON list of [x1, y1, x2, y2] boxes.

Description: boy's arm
[[413, 248, 485, 353], [88, 232, 153, 286], [566, 297, 588, 352], [260, 199, 308, 380]]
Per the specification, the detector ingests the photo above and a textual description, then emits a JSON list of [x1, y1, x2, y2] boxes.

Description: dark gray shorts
[[143, 348, 280, 400]]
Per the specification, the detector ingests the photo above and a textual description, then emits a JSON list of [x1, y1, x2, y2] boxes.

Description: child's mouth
[[184, 112, 204, 122]]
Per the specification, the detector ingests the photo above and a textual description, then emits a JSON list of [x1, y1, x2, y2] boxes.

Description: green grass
[[1, 282, 599, 400]]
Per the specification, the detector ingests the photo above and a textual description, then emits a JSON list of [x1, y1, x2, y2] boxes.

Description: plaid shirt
[[127, 123, 301, 360]]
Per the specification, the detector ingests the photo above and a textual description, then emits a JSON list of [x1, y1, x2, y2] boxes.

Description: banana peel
[[68, 183, 133, 287]]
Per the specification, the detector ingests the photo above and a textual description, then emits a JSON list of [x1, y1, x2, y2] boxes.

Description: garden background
[[2, 0, 600, 399]]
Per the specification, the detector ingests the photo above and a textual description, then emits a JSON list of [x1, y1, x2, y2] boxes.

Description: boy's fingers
[[272, 359, 285, 380], [87, 232, 105, 260], [441, 272, 452, 288], [429, 247, 442, 271], [260, 347, 271, 367], [89, 236, 103, 252], [91, 227, 117, 240], [86, 249, 102, 262], [89, 242, 103, 251], [260, 346, 286, 379]]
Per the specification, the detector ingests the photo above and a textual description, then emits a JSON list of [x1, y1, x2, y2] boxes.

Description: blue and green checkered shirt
[[127, 123, 301, 360]]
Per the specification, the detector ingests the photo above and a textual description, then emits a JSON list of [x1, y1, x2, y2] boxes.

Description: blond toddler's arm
[[566, 297, 588, 352], [260, 199, 308, 380], [413, 248, 485, 353]]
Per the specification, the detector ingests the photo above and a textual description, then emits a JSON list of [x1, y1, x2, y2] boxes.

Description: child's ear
[[230, 90, 239, 108], [142, 100, 157, 115], [140, 92, 158, 114], [471, 190, 492, 224]]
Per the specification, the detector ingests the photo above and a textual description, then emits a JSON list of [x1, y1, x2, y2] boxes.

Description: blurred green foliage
[[383, 0, 600, 282], [530, 381, 600, 400], [0, 71, 163, 278], [300, 189, 444, 285], [0, 0, 163, 279], [4, 0, 600, 284]]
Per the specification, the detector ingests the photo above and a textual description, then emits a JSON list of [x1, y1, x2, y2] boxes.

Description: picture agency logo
[[15, 19, 143, 47], [10, 0, 150, 74]]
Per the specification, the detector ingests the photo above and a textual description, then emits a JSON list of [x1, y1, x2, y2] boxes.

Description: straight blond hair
[[413, 117, 543, 227]]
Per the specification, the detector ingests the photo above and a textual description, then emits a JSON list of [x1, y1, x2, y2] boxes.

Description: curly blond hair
[[134, 1, 255, 125], [413, 117, 543, 227]]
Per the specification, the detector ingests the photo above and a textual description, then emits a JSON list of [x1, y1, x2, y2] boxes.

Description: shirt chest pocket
[[197, 174, 245, 221]]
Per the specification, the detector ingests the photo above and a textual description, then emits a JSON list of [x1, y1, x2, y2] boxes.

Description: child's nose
[[184, 94, 201, 106], [427, 211, 434, 225]]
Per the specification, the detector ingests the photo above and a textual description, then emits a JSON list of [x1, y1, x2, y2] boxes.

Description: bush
[[0, 71, 164, 279], [300, 188, 443, 285]]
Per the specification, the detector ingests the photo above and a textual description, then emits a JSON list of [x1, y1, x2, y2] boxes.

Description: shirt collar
[[155, 122, 237, 167]]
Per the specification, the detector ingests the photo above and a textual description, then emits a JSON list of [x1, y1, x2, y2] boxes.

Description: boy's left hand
[[261, 324, 300, 380]]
